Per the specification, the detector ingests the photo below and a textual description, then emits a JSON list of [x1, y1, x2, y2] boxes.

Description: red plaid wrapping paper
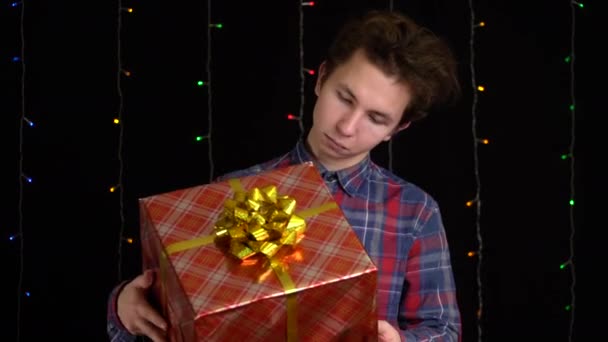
[[139, 162, 378, 341]]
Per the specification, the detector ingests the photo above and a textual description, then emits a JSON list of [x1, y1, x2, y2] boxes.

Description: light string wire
[[116, 0, 126, 282], [16, 0, 27, 340], [567, 1, 577, 340], [467, 0, 484, 340], [206, 0, 214, 183], [298, 2, 306, 139]]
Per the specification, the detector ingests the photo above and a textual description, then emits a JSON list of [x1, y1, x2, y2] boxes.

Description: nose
[[336, 110, 358, 137]]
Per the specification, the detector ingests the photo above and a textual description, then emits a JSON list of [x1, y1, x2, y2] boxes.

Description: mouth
[[324, 134, 348, 152]]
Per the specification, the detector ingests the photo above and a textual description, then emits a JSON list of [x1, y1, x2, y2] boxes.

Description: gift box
[[139, 162, 378, 341]]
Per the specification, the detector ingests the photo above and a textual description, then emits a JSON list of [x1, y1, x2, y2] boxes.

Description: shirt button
[[323, 172, 337, 182]]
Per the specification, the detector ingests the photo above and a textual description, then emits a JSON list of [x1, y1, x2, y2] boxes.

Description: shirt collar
[[289, 139, 371, 197]]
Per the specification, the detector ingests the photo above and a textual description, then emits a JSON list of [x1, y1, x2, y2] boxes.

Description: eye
[[369, 113, 387, 125], [337, 91, 352, 104], [369, 115, 381, 124]]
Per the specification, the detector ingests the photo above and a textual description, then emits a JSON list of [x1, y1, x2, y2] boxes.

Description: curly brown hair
[[321, 10, 461, 124]]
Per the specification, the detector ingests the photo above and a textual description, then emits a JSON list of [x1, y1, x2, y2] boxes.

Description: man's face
[[307, 49, 412, 171]]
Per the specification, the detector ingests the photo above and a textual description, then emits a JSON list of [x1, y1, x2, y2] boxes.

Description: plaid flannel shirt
[[107, 140, 461, 341]]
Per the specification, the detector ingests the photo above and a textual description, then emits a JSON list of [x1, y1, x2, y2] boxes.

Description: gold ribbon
[[163, 179, 338, 341]]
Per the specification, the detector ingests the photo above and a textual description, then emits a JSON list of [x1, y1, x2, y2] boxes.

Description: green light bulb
[[569, 199, 575, 206], [197, 81, 204, 86]]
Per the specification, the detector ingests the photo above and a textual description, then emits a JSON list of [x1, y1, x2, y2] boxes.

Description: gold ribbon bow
[[213, 183, 306, 261]]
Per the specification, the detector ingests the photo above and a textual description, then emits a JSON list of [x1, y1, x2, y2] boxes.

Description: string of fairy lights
[[297, 3, 307, 138], [205, 0, 215, 183], [467, 1, 485, 340], [467, 2, 583, 341], [14, 1, 27, 340], [115, 0, 127, 283], [115, 2, 222, 279], [196, 1, 220, 184], [113, 3, 148, 282], [564, 2, 581, 341], [291, 2, 316, 138]]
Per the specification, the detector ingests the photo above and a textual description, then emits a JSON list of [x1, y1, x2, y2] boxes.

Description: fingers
[[377, 320, 399, 342], [125, 304, 167, 342], [378, 320, 388, 340], [117, 270, 167, 341], [137, 303, 168, 333], [137, 319, 167, 342]]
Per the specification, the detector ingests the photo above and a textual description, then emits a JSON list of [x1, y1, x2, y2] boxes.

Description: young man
[[108, 9, 462, 342]]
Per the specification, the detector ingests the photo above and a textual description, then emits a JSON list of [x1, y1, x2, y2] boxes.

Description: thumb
[[131, 269, 156, 289]]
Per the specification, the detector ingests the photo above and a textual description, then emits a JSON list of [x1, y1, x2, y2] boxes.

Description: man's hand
[[378, 320, 400, 342], [117, 269, 168, 342]]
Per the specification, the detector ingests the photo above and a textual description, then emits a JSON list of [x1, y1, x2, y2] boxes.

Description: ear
[[383, 121, 411, 141], [314, 61, 327, 96], [396, 121, 411, 132]]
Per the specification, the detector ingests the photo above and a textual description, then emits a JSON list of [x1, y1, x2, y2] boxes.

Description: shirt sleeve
[[106, 280, 137, 342], [398, 205, 462, 342]]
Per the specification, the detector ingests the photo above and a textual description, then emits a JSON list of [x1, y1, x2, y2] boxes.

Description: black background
[[2, 0, 598, 341]]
